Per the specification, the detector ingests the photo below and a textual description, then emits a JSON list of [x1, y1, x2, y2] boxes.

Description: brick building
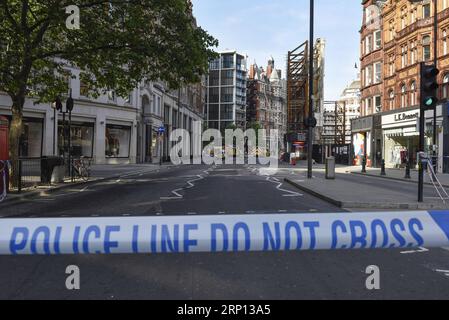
[[356, 0, 449, 171]]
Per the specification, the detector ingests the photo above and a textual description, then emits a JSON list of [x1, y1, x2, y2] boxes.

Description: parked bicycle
[[71, 157, 91, 182], [0, 160, 7, 202]]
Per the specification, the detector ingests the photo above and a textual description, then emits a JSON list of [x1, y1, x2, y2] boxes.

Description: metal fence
[[8, 157, 70, 193]]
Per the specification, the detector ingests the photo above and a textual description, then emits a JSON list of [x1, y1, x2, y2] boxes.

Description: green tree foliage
[[0, 0, 217, 165]]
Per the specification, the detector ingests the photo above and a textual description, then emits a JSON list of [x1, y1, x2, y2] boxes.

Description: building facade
[[0, 67, 205, 165], [247, 58, 287, 150], [359, 0, 449, 170], [206, 51, 248, 131]]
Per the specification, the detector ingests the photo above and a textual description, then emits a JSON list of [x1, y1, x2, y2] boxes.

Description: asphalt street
[[0, 164, 449, 299]]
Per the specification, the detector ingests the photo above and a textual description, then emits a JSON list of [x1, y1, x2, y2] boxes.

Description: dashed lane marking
[[400, 247, 429, 254], [160, 174, 205, 200], [435, 269, 449, 277], [266, 176, 303, 197]]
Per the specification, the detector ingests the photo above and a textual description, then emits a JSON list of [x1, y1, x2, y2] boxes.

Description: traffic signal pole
[[418, 63, 440, 202], [433, 0, 438, 172], [418, 80, 425, 202], [307, 0, 314, 179]]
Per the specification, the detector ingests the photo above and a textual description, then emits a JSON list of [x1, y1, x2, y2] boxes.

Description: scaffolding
[[322, 101, 347, 145], [287, 41, 308, 135]]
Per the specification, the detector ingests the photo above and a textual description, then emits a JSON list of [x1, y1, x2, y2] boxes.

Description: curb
[[351, 171, 449, 188], [284, 178, 449, 210], [0, 167, 164, 208], [284, 178, 343, 208]]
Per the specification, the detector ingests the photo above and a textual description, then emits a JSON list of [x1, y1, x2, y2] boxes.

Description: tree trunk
[[9, 98, 24, 189]]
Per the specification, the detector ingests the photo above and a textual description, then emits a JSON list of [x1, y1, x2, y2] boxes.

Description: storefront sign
[[382, 108, 420, 128], [394, 112, 419, 122]]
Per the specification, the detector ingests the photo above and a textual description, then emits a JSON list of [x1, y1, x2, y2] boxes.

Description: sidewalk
[[345, 165, 449, 187], [283, 164, 449, 210], [0, 163, 168, 206]]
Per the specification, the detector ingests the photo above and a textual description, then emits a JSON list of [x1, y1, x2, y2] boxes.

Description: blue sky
[[191, 0, 361, 101]]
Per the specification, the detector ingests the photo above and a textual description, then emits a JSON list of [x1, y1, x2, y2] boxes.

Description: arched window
[[142, 95, 151, 114], [442, 74, 449, 100], [388, 89, 395, 110], [410, 81, 416, 106], [401, 84, 407, 108]]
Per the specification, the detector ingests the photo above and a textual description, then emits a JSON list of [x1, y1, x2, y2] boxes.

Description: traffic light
[[54, 96, 63, 111], [420, 63, 440, 110], [66, 96, 74, 112]]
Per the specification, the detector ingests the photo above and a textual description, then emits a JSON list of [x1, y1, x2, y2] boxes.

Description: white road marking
[[435, 269, 449, 277], [218, 211, 226, 214], [266, 176, 303, 197], [161, 174, 205, 200], [187, 212, 197, 215], [156, 212, 163, 216], [400, 247, 429, 254], [122, 214, 131, 216]]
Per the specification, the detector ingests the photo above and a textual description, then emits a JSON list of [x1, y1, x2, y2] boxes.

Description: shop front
[[0, 115, 44, 158], [351, 114, 382, 167], [105, 124, 132, 159], [58, 121, 94, 158], [382, 108, 420, 169]]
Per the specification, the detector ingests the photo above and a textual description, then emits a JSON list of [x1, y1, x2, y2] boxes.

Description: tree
[[0, 0, 217, 176]]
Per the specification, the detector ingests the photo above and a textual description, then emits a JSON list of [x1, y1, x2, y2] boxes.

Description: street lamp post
[[307, 0, 315, 179]]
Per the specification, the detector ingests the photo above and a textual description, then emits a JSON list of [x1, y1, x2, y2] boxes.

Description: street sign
[[158, 126, 166, 134]]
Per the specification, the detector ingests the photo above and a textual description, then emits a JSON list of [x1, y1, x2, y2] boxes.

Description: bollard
[[404, 161, 411, 179], [361, 156, 367, 173], [380, 159, 386, 176]]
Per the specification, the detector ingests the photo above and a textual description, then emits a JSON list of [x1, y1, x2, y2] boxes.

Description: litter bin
[[41, 156, 64, 184], [326, 156, 335, 180]]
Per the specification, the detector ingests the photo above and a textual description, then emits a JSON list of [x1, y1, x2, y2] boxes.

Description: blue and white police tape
[[1, 211, 449, 255]]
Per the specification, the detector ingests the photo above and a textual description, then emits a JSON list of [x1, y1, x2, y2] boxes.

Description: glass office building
[[206, 51, 247, 131]]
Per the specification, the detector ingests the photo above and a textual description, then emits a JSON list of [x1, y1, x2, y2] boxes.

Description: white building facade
[[0, 66, 205, 164]]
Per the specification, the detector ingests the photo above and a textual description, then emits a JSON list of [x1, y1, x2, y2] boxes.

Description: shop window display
[[105, 125, 131, 158]]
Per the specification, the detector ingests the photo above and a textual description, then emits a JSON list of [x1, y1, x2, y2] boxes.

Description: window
[[374, 96, 382, 113], [20, 118, 43, 158], [107, 90, 116, 102], [401, 45, 408, 68], [401, 7, 407, 29], [389, 20, 395, 41], [410, 81, 417, 106], [59, 122, 94, 158], [411, 8, 417, 23], [410, 40, 417, 64], [366, 65, 373, 86], [105, 125, 131, 158], [80, 80, 89, 97], [401, 84, 407, 108], [374, 62, 381, 83], [374, 30, 382, 49], [423, 3, 431, 19], [366, 35, 373, 54], [389, 54, 395, 76], [442, 74, 449, 99], [388, 90, 395, 110], [443, 30, 448, 56], [125, 92, 133, 105], [423, 35, 431, 61]]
